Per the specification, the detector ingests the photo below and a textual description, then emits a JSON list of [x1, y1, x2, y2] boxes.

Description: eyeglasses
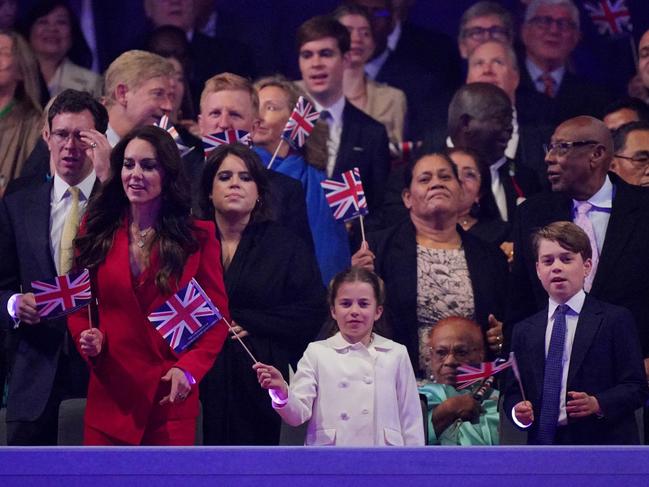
[[528, 15, 577, 32], [543, 140, 598, 157], [462, 26, 510, 42], [50, 129, 88, 147], [614, 153, 649, 168], [428, 346, 478, 361]]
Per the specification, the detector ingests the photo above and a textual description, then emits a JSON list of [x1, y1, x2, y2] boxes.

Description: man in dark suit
[[505, 221, 647, 445], [196, 72, 312, 247], [516, 0, 611, 126], [296, 15, 390, 220], [0, 90, 110, 445], [507, 116, 649, 380]]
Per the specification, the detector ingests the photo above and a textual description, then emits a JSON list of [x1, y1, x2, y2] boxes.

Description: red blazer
[[68, 219, 229, 444]]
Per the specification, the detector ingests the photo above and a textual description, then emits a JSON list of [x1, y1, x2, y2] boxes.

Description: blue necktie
[[536, 304, 568, 445]]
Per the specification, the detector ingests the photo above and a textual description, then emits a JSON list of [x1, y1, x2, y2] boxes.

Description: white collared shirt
[[572, 175, 613, 256], [489, 156, 509, 222], [50, 171, 96, 274], [365, 47, 391, 81], [314, 96, 346, 177], [106, 124, 120, 148], [505, 108, 519, 160], [526, 58, 565, 95], [387, 21, 401, 52]]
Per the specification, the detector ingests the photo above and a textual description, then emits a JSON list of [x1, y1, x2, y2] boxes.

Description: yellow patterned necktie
[[59, 186, 80, 275]]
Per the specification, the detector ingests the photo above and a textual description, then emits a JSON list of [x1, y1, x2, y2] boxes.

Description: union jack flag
[[154, 115, 193, 157], [320, 168, 368, 222], [32, 268, 92, 319], [148, 278, 222, 354], [585, 0, 632, 36], [202, 129, 251, 158], [282, 96, 320, 148], [455, 356, 513, 389], [389, 140, 421, 160]]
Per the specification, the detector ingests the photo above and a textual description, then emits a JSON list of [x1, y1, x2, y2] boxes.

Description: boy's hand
[[514, 400, 534, 425], [566, 391, 601, 418]]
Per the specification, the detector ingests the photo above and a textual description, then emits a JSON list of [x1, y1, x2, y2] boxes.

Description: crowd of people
[[1, 0, 649, 447]]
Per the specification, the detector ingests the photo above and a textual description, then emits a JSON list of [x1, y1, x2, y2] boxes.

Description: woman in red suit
[[68, 125, 229, 445]]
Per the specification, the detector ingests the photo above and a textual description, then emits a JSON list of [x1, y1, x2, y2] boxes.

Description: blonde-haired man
[[104, 50, 175, 146]]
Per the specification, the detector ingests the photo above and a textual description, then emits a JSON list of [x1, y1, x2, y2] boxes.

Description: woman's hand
[[81, 130, 111, 182], [229, 319, 249, 340], [500, 241, 514, 264], [253, 362, 288, 400], [79, 328, 104, 357], [351, 241, 375, 271], [486, 314, 504, 355], [159, 367, 192, 405]]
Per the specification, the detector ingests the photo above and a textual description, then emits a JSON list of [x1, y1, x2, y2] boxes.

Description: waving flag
[[32, 268, 92, 319], [154, 115, 193, 157], [148, 278, 222, 354], [585, 0, 632, 36], [202, 129, 251, 158], [282, 96, 320, 148], [389, 140, 421, 160], [320, 168, 368, 222], [455, 356, 513, 389]]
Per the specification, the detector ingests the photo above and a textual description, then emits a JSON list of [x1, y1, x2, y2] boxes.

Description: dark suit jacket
[[0, 180, 88, 422], [504, 295, 648, 445], [506, 174, 649, 356], [498, 158, 542, 225], [368, 219, 508, 373], [334, 101, 390, 225], [516, 68, 612, 127], [200, 221, 327, 445]]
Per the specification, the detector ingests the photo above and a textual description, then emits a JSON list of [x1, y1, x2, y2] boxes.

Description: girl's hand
[[351, 241, 375, 271], [159, 367, 192, 405], [253, 362, 288, 400], [79, 328, 104, 357]]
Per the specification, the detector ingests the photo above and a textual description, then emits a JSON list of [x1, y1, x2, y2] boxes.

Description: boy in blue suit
[[505, 221, 647, 444]]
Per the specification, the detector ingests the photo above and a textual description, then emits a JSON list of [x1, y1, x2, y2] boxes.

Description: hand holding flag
[[321, 168, 369, 241], [455, 355, 513, 389]]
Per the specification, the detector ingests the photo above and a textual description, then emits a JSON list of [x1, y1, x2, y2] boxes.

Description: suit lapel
[[528, 310, 548, 395], [26, 181, 57, 277], [567, 296, 602, 387], [222, 222, 258, 299], [334, 102, 359, 176]]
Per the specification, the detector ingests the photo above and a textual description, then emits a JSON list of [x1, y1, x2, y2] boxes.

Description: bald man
[[418, 317, 499, 445], [507, 116, 649, 380]]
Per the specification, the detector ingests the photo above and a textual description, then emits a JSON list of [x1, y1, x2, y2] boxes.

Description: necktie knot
[[540, 72, 556, 98], [575, 201, 592, 215], [556, 303, 569, 317], [68, 186, 80, 201]]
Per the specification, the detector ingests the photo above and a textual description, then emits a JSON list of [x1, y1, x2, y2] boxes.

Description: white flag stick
[[359, 214, 367, 243], [221, 316, 259, 364], [266, 139, 285, 170], [510, 352, 526, 402]]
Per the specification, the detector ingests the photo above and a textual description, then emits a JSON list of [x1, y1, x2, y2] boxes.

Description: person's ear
[[401, 187, 412, 209], [115, 83, 129, 107], [374, 305, 384, 322], [583, 257, 592, 278]]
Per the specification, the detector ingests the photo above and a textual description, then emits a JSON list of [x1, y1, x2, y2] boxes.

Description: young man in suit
[[296, 15, 390, 219], [505, 221, 647, 444], [0, 89, 109, 445]]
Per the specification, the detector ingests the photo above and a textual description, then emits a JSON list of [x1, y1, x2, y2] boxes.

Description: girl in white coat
[[254, 267, 424, 446]]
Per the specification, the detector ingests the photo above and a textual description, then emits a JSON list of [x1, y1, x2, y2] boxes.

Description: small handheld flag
[[32, 268, 92, 319], [202, 129, 251, 158], [282, 96, 320, 148], [389, 140, 421, 160], [585, 0, 632, 36], [320, 168, 368, 222], [154, 115, 194, 157], [148, 278, 222, 354], [455, 356, 513, 389]]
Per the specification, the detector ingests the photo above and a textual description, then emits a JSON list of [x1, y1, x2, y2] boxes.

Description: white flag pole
[[266, 139, 285, 170]]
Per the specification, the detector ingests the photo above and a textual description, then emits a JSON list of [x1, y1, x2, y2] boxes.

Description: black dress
[[200, 220, 327, 445]]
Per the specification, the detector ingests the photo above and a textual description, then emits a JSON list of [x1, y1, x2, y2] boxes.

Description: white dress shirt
[[106, 124, 121, 148], [314, 96, 345, 177], [572, 175, 613, 256], [489, 156, 509, 222], [50, 171, 97, 275]]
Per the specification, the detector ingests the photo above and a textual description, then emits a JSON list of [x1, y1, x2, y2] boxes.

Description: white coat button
[[340, 412, 349, 420], [362, 409, 369, 415], [363, 376, 373, 384]]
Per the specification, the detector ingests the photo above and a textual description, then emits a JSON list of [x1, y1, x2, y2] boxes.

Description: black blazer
[[334, 101, 390, 221], [367, 219, 509, 373], [507, 174, 649, 356], [0, 180, 88, 422], [200, 221, 327, 445], [504, 295, 647, 445]]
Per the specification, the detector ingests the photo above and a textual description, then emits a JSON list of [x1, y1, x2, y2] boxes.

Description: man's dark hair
[[613, 120, 649, 152], [48, 89, 108, 133], [604, 97, 649, 123], [296, 15, 351, 54]]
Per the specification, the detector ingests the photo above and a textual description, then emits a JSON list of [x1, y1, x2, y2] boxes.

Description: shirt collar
[[490, 156, 508, 174], [314, 96, 345, 126], [387, 20, 401, 51], [526, 58, 565, 86], [365, 47, 391, 80], [573, 175, 614, 211], [548, 289, 586, 319], [106, 123, 120, 148], [52, 171, 96, 203], [328, 331, 392, 351]]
